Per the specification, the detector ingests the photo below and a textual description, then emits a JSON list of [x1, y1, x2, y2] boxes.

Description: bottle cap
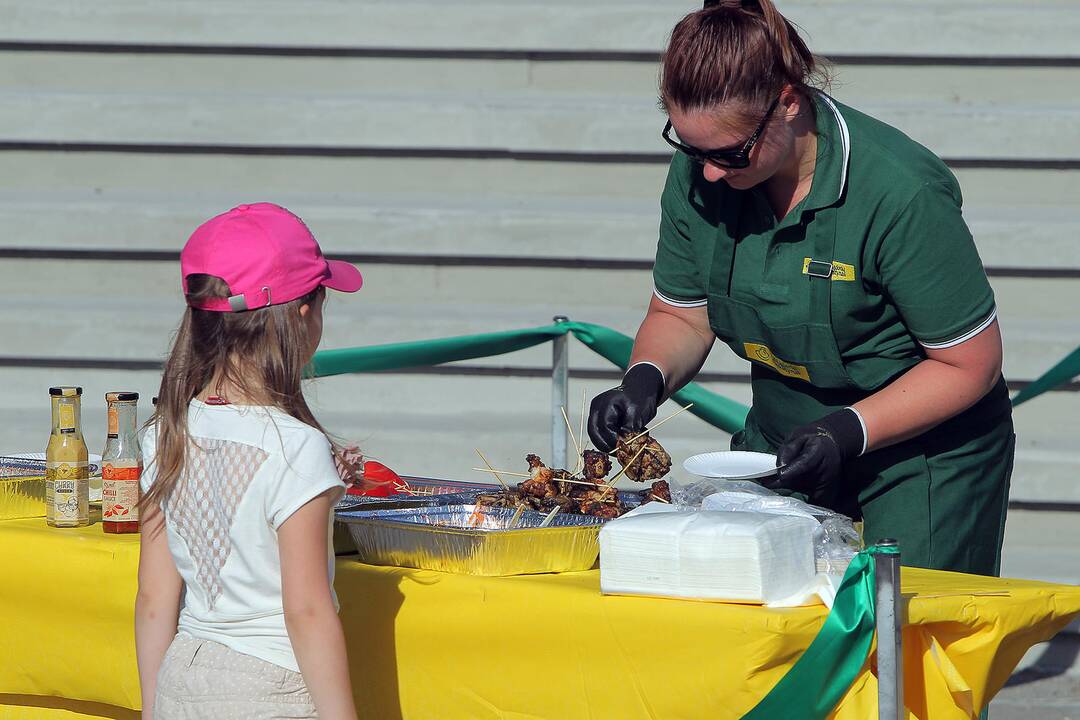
[[49, 386, 82, 397], [105, 392, 140, 402]]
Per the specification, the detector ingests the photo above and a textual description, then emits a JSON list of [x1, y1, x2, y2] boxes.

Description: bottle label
[[46, 461, 89, 524], [102, 462, 141, 524], [107, 406, 118, 436], [59, 405, 77, 434]]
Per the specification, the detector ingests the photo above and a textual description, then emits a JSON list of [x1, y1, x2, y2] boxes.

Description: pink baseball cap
[[180, 203, 363, 312]]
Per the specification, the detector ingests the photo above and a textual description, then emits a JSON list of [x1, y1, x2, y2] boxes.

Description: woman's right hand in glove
[[587, 363, 666, 453]]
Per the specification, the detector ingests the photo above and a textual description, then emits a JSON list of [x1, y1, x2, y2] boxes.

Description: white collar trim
[[817, 93, 851, 199]]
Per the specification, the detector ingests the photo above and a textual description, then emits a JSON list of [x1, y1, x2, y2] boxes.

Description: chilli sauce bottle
[[45, 386, 90, 528], [101, 392, 142, 534]]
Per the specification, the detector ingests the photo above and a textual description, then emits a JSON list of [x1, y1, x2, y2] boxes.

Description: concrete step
[[0, 190, 1077, 271], [2, 152, 1077, 211], [2, 0, 1077, 58], [1001, 510, 1080, 586], [2, 151, 1077, 213], [0, 257, 1076, 381], [3, 87, 1078, 160], [4, 52, 1076, 110]]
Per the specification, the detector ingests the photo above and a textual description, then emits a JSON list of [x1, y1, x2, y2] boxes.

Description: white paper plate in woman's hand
[[682, 451, 781, 480]]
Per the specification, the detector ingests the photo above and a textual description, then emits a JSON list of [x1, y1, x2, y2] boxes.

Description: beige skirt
[[153, 632, 317, 720]]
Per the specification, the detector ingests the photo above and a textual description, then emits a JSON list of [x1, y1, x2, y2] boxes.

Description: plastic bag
[[672, 476, 861, 575], [668, 477, 774, 508]]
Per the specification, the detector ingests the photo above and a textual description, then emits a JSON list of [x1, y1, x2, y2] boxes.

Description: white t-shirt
[[140, 399, 345, 672]]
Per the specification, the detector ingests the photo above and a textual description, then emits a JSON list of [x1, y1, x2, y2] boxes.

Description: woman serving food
[[588, 0, 1014, 576]]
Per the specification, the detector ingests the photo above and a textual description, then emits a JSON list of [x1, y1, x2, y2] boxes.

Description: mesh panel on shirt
[[166, 438, 268, 610]]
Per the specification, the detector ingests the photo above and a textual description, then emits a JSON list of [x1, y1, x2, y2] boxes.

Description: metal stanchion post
[[551, 315, 570, 469], [875, 538, 903, 720]]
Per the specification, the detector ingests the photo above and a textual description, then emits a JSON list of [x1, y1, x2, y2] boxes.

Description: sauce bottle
[[45, 386, 90, 528], [101, 392, 141, 534]]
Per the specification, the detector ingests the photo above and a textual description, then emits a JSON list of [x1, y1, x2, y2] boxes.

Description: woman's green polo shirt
[[652, 93, 997, 393]]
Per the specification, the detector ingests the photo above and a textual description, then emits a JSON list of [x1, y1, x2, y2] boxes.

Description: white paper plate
[[682, 451, 780, 480]]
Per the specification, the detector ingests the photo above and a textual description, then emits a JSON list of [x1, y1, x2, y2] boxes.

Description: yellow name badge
[[743, 343, 811, 382], [802, 258, 856, 282]]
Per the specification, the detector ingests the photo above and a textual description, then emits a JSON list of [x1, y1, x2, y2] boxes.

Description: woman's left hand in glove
[[762, 408, 866, 506]]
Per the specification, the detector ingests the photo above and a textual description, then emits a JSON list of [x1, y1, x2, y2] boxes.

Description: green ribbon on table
[[310, 320, 750, 434], [1011, 345, 1080, 406], [740, 544, 899, 720]]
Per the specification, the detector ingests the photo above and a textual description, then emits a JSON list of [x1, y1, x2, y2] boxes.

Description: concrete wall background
[[0, 1, 1077, 500]]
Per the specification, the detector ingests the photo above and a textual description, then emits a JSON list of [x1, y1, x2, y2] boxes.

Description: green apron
[[711, 191, 1014, 577]]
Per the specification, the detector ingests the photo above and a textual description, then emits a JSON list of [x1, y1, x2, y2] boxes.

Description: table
[[1, 518, 1078, 719]]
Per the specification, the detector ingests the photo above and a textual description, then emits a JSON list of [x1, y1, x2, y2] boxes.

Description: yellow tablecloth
[[1, 517, 1078, 720]]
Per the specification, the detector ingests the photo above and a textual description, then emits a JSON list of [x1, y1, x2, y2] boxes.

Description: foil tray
[[334, 491, 480, 513], [0, 456, 46, 520], [337, 504, 605, 576]]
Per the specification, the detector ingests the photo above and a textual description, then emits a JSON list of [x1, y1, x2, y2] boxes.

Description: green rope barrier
[[310, 321, 750, 434], [1011, 346, 1080, 406]]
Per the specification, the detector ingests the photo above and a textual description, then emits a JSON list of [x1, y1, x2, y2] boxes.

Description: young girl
[[134, 202, 364, 719]]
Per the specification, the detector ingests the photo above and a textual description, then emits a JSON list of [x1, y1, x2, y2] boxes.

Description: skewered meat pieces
[[551, 468, 577, 495], [538, 494, 578, 515], [640, 479, 671, 505], [520, 454, 557, 498], [581, 449, 612, 482], [577, 486, 624, 518], [476, 491, 523, 509], [614, 432, 672, 483], [575, 486, 622, 517], [586, 503, 623, 519]]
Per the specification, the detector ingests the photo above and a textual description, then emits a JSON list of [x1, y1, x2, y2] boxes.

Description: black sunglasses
[[662, 96, 781, 170]]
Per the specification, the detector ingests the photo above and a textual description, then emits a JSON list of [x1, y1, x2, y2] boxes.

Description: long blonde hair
[[140, 273, 350, 513]]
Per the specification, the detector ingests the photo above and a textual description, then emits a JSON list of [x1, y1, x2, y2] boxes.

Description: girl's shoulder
[[185, 400, 330, 458]]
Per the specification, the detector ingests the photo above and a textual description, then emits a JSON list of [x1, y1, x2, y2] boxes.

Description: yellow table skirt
[[2, 518, 1078, 719]]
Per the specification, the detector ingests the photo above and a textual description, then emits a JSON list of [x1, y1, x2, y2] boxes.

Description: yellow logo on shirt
[[743, 343, 811, 382], [802, 258, 856, 281]]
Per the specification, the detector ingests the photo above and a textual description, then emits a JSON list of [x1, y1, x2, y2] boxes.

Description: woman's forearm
[[286, 605, 357, 720], [629, 299, 715, 396], [854, 357, 998, 453], [134, 595, 180, 718], [854, 321, 1003, 452]]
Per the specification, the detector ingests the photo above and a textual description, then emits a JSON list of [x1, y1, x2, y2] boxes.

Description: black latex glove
[[764, 408, 865, 507], [587, 363, 665, 453]]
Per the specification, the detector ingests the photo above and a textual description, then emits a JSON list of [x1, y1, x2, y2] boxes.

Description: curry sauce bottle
[[45, 386, 90, 528], [101, 392, 141, 534]]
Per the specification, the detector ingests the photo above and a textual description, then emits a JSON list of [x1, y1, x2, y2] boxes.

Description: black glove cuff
[[621, 363, 665, 404], [818, 408, 866, 461]]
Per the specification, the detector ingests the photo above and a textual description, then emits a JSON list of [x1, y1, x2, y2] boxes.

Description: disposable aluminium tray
[[337, 504, 606, 576], [0, 454, 104, 520], [0, 456, 46, 520]]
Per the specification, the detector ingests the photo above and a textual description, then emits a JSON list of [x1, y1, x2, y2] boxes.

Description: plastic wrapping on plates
[[337, 504, 605, 576], [671, 476, 860, 577]]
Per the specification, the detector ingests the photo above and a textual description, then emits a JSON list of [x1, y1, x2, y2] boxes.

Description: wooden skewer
[[508, 504, 525, 528], [649, 494, 671, 504], [470, 468, 611, 489], [578, 388, 588, 458], [561, 406, 580, 458], [539, 505, 561, 528], [472, 467, 529, 479], [625, 403, 695, 446], [607, 442, 648, 485], [474, 449, 510, 490]]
